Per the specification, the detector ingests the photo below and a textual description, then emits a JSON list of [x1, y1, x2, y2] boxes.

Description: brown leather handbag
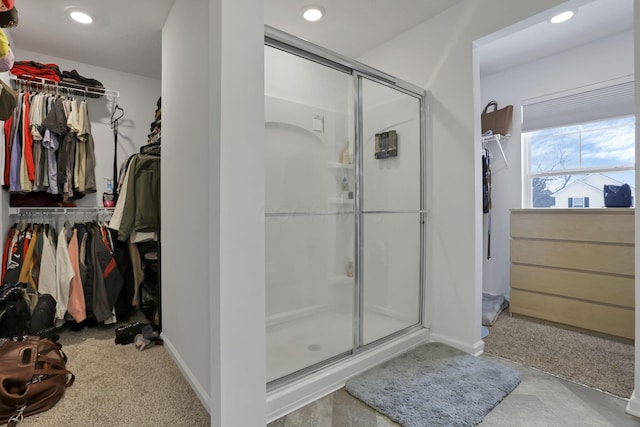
[[481, 100, 514, 136], [0, 336, 74, 426]]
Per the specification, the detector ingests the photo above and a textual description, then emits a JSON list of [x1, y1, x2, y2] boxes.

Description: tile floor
[[268, 354, 640, 426]]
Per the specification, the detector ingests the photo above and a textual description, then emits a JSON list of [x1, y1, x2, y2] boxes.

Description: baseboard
[[161, 332, 211, 415], [626, 390, 640, 417], [429, 332, 485, 356], [266, 328, 430, 422]]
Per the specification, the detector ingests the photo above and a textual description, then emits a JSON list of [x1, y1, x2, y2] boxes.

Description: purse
[[481, 101, 513, 136], [604, 184, 632, 207], [0, 336, 74, 426], [0, 284, 31, 339]]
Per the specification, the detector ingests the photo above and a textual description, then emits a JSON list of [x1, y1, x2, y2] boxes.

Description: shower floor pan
[[267, 307, 413, 382]]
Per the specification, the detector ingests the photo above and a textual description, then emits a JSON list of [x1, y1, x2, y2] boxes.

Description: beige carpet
[[483, 311, 634, 398], [15, 316, 210, 426]]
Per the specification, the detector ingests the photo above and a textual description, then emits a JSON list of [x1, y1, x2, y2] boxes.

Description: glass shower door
[[358, 76, 423, 345], [264, 46, 355, 383]]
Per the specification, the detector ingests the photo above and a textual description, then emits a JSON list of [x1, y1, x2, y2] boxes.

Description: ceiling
[[477, 0, 634, 76], [3, 0, 634, 81], [6, 0, 174, 79], [264, 0, 464, 58]]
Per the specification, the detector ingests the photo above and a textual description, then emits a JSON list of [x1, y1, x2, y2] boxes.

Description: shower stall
[[264, 27, 427, 386]]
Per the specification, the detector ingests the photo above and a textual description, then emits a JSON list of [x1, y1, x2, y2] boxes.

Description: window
[[522, 80, 635, 208], [568, 197, 589, 208], [524, 116, 635, 208]]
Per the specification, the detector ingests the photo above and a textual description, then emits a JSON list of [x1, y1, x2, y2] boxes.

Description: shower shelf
[[328, 197, 354, 205], [329, 275, 353, 286], [327, 162, 354, 169]]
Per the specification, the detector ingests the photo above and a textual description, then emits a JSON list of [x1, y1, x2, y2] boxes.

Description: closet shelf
[[9, 206, 115, 216], [481, 134, 509, 168], [10, 75, 120, 100]]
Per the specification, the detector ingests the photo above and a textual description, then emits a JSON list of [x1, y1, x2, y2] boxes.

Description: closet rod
[[9, 75, 120, 100], [9, 207, 115, 216], [481, 134, 509, 168]]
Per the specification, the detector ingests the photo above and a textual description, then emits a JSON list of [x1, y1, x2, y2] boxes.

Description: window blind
[[521, 80, 635, 132]]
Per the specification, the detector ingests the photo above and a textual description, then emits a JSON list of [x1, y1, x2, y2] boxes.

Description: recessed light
[[69, 10, 93, 24], [302, 5, 324, 22], [550, 10, 574, 24]]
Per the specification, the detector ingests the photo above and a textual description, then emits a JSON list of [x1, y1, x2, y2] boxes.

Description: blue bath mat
[[345, 342, 520, 427]]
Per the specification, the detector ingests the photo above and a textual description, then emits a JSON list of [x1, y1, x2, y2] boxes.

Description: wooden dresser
[[510, 208, 634, 340]]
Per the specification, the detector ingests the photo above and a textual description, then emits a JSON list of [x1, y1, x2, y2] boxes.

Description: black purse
[[0, 284, 31, 339], [603, 184, 632, 207]]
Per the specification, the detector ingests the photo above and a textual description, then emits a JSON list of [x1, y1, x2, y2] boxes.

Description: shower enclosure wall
[[265, 27, 427, 386]]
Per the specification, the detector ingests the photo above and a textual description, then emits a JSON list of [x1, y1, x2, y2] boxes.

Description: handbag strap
[[30, 368, 75, 387], [482, 100, 498, 114]]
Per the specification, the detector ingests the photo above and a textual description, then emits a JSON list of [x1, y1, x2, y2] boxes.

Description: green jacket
[[118, 154, 160, 241]]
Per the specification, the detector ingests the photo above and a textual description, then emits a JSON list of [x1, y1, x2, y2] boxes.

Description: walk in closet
[[0, 60, 162, 337]]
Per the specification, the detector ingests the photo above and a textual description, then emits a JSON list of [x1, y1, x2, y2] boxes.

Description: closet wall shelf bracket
[[9, 75, 120, 100], [481, 134, 509, 168]]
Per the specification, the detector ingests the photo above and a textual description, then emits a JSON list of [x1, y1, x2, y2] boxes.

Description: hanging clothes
[[66, 228, 86, 323], [482, 147, 492, 259], [1, 89, 98, 203], [20, 92, 34, 191], [3, 223, 22, 283], [8, 92, 23, 192], [110, 153, 160, 242], [0, 216, 136, 326], [38, 226, 57, 303], [42, 96, 59, 195], [3, 113, 13, 185], [55, 223, 74, 321]]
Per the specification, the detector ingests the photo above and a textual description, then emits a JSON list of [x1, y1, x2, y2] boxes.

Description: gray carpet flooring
[[15, 314, 210, 426], [483, 311, 634, 398]]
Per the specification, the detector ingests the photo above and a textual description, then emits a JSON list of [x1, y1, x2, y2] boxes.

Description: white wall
[[480, 30, 633, 297], [161, 0, 213, 413], [355, 0, 566, 353], [162, 0, 265, 426]]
